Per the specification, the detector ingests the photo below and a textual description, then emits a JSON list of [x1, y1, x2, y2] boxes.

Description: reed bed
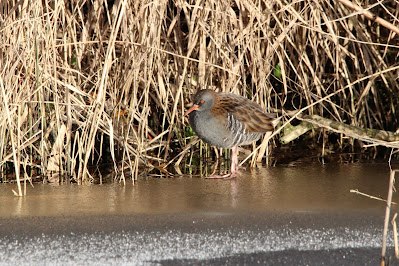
[[0, 0, 398, 188]]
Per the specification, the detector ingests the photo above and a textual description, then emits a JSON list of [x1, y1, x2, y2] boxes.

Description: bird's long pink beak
[[184, 104, 199, 116]]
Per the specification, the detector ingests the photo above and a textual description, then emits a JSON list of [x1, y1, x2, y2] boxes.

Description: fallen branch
[[280, 114, 399, 149]]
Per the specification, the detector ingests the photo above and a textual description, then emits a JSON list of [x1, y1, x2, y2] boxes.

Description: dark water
[[0, 163, 396, 217]]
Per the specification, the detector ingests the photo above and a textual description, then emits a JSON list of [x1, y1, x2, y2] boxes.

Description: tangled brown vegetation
[[0, 0, 398, 189]]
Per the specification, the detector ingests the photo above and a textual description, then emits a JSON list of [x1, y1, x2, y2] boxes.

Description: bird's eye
[[200, 100, 205, 104]]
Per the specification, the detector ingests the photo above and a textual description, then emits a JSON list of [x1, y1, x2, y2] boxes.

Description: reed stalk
[[0, 0, 398, 184]]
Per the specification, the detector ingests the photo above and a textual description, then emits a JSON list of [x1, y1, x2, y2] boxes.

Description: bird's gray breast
[[189, 111, 232, 148], [189, 111, 261, 148]]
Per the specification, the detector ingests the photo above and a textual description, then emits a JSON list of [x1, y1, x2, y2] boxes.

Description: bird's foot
[[205, 172, 236, 180]]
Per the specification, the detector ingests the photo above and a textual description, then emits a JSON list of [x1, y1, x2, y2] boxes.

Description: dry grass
[[0, 0, 398, 189]]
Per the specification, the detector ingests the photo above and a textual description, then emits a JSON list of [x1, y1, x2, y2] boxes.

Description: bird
[[185, 89, 276, 179]]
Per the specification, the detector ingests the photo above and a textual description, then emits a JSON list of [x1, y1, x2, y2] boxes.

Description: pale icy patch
[[0, 226, 392, 265]]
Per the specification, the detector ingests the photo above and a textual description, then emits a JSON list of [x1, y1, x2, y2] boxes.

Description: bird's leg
[[206, 146, 239, 179], [229, 146, 239, 174]]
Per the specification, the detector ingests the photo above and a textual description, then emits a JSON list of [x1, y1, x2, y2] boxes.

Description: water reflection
[[0, 163, 396, 217]]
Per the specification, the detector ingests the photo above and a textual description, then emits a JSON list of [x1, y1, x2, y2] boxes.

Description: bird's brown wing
[[212, 93, 275, 133]]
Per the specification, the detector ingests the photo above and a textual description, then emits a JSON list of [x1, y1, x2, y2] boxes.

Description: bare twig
[[350, 189, 397, 205], [392, 213, 398, 259], [337, 0, 399, 35], [381, 170, 397, 265]]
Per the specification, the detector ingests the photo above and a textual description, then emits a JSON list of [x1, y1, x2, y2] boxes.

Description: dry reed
[[0, 0, 398, 187]]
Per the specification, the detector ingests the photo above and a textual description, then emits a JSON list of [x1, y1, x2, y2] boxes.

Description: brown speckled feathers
[[210, 91, 275, 133]]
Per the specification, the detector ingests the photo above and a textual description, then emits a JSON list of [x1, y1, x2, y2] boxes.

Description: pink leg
[[206, 146, 239, 179], [230, 146, 239, 174]]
